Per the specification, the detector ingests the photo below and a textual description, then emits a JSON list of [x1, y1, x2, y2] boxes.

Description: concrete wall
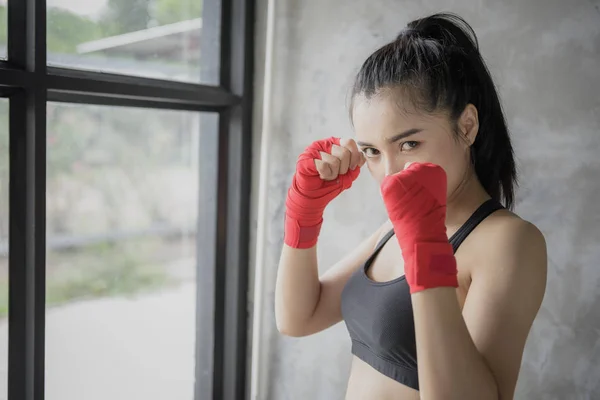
[[250, 0, 600, 399]]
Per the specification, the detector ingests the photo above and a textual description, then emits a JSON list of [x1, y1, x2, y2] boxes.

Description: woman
[[275, 12, 547, 400]]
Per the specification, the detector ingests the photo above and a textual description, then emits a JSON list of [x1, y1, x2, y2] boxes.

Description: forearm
[[274, 244, 321, 335], [412, 287, 498, 400]]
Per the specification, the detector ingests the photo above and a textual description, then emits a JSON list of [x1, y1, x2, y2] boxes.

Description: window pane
[[0, 0, 6, 59], [0, 100, 8, 399], [47, 0, 220, 84], [45, 103, 209, 400]]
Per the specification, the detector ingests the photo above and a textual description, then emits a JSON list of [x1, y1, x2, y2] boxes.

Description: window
[[0, 99, 8, 397], [0, 0, 253, 399], [45, 104, 207, 400], [47, 0, 215, 84], [0, 2, 6, 59]]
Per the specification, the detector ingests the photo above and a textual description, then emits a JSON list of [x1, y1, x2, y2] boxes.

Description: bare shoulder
[[460, 210, 547, 399], [473, 208, 546, 257], [474, 208, 544, 241], [467, 208, 547, 284]]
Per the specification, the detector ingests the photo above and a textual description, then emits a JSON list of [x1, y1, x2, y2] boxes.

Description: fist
[[380, 163, 456, 293], [380, 162, 448, 223], [314, 138, 365, 181], [296, 137, 365, 192], [285, 137, 365, 248]]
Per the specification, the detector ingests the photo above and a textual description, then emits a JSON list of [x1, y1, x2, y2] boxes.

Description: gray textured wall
[[249, 0, 600, 399]]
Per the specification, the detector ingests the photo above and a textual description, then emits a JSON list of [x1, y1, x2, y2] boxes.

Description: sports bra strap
[[372, 198, 504, 254], [449, 199, 504, 252]]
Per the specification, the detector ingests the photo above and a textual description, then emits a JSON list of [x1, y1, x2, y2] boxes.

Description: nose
[[384, 155, 405, 177]]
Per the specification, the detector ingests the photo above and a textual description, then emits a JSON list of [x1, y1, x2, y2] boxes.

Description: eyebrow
[[356, 128, 423, 147]]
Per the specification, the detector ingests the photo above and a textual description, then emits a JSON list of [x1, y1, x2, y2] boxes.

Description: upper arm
[[302, 222, 389, 334], [462, 220, 547, 399]]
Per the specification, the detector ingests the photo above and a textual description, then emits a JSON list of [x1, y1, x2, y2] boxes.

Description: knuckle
[[345, 138, 357, 150]]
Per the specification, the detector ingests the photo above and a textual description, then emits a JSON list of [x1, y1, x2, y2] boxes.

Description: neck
[[445, 168, 491, 233]]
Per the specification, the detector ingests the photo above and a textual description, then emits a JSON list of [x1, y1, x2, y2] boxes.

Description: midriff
[[345, 356, 420, 400]]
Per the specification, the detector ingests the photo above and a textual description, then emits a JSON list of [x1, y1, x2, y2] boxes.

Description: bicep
[[462, 222, 547, 399], [303, 223, 388, 334]]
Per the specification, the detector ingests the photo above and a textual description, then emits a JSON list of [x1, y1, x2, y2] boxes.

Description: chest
[[366, 237, 471, 307]]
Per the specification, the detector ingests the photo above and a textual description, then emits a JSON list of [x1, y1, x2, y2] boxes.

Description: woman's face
[[352, 92, 478, 199]]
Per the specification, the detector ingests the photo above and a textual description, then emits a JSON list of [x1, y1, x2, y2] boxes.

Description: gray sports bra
[[340, 199, 504, 390]]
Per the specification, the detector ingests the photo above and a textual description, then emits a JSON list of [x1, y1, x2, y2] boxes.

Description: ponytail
[[352, 13, 517, 209]]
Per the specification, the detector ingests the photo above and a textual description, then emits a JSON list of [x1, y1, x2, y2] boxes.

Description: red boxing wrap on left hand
[[380, 163, 458, 294], [284, 137, 361, 249]]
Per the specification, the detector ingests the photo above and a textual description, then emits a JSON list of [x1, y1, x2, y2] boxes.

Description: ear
[[458, 104, 479, 147]]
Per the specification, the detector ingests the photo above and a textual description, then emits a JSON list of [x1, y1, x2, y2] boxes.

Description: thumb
[[379, 174, 393, 202], [380, 173, 394, 196], [357, 152, 367, 168], [340, 165, 361, 190]]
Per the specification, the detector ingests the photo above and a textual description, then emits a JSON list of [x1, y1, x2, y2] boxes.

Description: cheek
[[421, 144, 466, 197], [445, 169, 461, 197], [437, 156, 467, 197], [365, 160, 385, 185]]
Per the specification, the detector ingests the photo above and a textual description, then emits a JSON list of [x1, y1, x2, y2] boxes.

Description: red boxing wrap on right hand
[[381, 163, 458, 294], [284, 137, 361, 249]]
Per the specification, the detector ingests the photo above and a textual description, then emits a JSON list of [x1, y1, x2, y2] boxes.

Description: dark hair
[[351, 12, 517, 209]]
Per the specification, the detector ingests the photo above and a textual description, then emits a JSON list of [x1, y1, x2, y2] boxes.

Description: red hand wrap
[[380, 163, 458, 294], [284, 137, 360, 249]]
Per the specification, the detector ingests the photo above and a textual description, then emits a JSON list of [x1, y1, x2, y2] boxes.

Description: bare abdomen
[[345, 356, 420, 400]]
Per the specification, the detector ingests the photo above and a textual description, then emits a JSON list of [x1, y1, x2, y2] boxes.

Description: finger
[[357, 151, 367, 168], [314, 159, 333, 180], [318, 152, 341, 180], [339, 138, 361, 170], [330, 145, 351, 175], [403, 162, 416, 173]]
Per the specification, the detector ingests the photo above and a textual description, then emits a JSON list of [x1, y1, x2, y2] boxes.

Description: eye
[[361, 147, 380, 158], [400, 141, 419, 151]]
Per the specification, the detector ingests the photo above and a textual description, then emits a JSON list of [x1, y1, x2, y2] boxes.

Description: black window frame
[[1, 0, 254, 399]]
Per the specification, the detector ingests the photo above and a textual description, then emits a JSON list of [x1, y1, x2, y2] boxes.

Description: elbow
[[274, 284, 322, 338], [275, 317, 308, 338], [274, 300, 313, 337], [275, 309, 312, 337], [276, 324, 305, 338]]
